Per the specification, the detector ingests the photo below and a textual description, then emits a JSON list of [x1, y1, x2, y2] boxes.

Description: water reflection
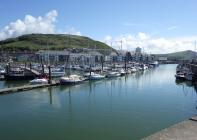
[[1, 64, 197, 140], [48, 87, 52, 105], [175, 79, 197, 97]]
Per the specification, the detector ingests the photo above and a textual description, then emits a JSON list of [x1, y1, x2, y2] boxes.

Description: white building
[[36, 50, 103, 65], [36, 50, 69, 64]]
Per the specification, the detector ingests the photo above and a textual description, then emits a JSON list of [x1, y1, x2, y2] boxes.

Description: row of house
[[35, 50, 103, 65], [35, 47, 157, 64], [0, 47, 163, 64]]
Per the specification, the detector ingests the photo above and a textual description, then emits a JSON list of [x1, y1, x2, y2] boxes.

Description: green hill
[[156, 50, 197, 60], [0, 34, 114, 54]]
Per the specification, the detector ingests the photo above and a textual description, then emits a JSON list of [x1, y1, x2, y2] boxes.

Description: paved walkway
[[143, 116, 197, 140]]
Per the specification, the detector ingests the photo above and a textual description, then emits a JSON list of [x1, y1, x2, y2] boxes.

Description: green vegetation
[[156, 50, 197, 60], [0, 34, 114, 54]]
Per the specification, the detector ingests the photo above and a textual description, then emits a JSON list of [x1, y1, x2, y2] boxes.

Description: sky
[[0, 0, 197, 53]]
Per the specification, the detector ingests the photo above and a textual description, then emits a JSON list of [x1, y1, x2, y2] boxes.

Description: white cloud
[[138, 32, 149, 40], [0, 10, 58, 40], [0, 10, 81, 40], [103, 33, 197, 54], [104, 35, 112, 42]]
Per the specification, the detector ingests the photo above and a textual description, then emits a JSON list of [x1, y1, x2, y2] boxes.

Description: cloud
[[104, 33, 197, 54], [104, 35, 112, 42], [0, 10, 58, 40], [138, 32, 149, 40], [0, 10, 81, 41]]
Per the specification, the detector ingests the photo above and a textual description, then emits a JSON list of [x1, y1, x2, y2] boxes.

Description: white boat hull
[[106, 72, 121, 78], [89, 74, 105, 80], [60, 75, 85, 85], [30, 78, 48, 84]]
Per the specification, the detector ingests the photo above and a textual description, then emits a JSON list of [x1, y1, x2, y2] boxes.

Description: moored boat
[[185, 72, 193, 81], [0, 68, 6, 75], [106, 71, 121, 78], [89, 73, 105, 80], [175, 72, 185, 80], [149, 61, 159, 67], [4, 67, 37, 80], [130, 67, 137, 73], [83, 72, 95, 78], [60, 74, 85, 85], [44, 67, 65, 77], [125, 69, 131, 74], [30, 78, 48, 85], [119, 69, 126, 76]]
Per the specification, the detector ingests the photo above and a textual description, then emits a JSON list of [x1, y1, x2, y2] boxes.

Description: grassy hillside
[[0, 34, 114, 54], [156, 50, 197, 60]]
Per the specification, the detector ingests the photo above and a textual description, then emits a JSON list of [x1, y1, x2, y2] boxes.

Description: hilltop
[[155, 50, 197, 60], [0, 34, 114, 54]]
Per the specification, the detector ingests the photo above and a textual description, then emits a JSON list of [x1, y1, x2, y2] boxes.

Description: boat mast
[[195, 40, 196, 61], [47, 41, 50, 66]]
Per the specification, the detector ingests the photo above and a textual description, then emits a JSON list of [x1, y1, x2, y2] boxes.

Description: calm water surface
[[0, 64, 196, 140]]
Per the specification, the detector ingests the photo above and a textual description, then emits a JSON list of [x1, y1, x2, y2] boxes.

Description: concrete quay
[[142, 116, 197, 140]]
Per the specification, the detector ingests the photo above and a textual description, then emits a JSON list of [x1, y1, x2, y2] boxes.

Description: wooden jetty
[[0, 81, 59, 94]]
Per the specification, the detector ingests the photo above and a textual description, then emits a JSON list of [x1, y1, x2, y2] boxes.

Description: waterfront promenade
[[143, 116, 197, 140]]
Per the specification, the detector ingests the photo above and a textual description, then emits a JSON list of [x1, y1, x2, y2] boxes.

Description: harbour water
[[0, 64, 196, 140]]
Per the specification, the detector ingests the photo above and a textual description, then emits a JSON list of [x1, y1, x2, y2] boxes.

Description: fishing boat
[[185, 72, 193, 81], [4, 67, 37, 80], [175, 64, 193, 81], [60, 74, 85, 85], [175, 72, 185, 80]]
